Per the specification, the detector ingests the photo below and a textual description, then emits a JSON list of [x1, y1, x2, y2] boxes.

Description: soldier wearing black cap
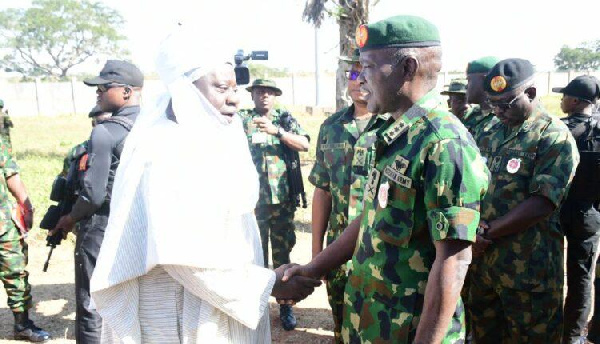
[[552, 75, 600, 344], [471, 58, 579, 343], [51, 60, 143, 344]]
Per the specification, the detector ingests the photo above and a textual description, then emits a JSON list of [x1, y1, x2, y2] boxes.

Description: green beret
[[466, 56, 500, 75], [484, 58, 535, 96], [0, 99, 4, 108], [440, 78, 468, 95], [356, 15, 440, 52], [339, 48, 360, 63], [245, 79, 282, 96]]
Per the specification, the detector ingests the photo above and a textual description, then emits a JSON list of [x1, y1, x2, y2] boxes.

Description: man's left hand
[[253, 117, 278, 135], [51, 215, 76, 239]]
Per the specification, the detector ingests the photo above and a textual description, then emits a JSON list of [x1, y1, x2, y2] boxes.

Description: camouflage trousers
[[341, 272, 465, 343], [255, 203, 296, 269], [325, 263, 348, 344], [0, 222, 32, 313], [469, 272, 563, 344]]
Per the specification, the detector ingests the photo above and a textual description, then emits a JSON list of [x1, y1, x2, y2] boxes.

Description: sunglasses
[[489, 92, 524, 111], [345, 70, 360, 81], [97, 83, 129, 92]]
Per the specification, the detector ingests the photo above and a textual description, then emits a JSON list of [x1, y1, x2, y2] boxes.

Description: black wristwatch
[[275, 127, 285, 138]]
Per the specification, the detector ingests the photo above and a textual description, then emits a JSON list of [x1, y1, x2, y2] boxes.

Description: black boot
[[279, 304, 297, 331], [13, 311, 50, 343]]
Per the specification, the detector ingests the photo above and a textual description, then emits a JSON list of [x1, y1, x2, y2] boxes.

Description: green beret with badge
[[245, 79, 282, 96], [355, 15, 440, 51], [441, 78, 468, 95], [467, 56, 500, 75], [484, 58, 535, 96]]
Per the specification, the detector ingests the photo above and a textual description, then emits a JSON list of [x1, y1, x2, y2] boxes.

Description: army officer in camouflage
[[282, 16, 489, 343], [240, 79, 310, 331], [440, 78, 469, 119], [462, 56, 500, 138], [309, 48, 389, 343], [470, 58, 579, 343]]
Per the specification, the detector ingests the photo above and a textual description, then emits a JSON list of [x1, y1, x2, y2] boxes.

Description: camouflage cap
[[484, 58, 535, 96], [356, 15, 440, 52], [440, 78, 468, 95], [466, 56, 500, 75], [339, 48, 360, 63], [245, 79, 282, 96]]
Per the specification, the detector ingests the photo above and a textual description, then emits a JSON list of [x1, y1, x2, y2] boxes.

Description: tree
[[0, 0, 128, 79], [303, 0, 376, 111], [554, 40, 600, 71]]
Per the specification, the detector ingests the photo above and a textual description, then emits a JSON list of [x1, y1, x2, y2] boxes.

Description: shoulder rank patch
[[382, 120, 409, 145], [384, 165, 413, 189]]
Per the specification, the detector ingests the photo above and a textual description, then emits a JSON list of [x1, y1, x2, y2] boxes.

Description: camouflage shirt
[[462, 105, 495, 138], [240, 108, 309, 206], [309, 105, 389, 241], [343, 91, 489, 342], [474, 106, 579, 292], [0, 137, 20, 236]]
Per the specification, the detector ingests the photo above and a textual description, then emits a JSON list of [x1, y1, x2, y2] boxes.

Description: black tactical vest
[[563, 113, 600, 202]]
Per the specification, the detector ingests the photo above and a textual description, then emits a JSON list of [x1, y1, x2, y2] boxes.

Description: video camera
[[234, 49, 268, 85], [39, 175, 77, 271]]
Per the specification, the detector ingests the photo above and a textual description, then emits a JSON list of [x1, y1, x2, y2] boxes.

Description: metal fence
[[1, 71, 599, 117]]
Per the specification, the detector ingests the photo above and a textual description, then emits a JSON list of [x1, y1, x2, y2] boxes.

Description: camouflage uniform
[[470, 107, 579, 343], [342, 92, 489, 343], [61, 141, 87, 177], [240, 108, 309, 268], [462, 105, 495, 139], [0, 138, 32, 313], [0, 111, 13, 148], [308, 105, 389, 342]]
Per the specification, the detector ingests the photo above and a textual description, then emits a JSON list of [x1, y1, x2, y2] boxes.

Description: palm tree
[[303, 0, 375, 111]]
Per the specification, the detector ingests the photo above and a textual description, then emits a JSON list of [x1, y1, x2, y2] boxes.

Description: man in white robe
[[89, 26, 320, 344]]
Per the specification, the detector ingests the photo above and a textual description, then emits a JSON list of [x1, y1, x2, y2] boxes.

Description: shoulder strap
[[102, 116, 134, 132]]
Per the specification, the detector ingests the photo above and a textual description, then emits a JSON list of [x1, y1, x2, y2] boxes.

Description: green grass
[[9, 95, 565, 242]]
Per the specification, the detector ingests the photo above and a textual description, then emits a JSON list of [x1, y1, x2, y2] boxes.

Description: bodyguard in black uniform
[[553, 75, 600, 344], [52, 60, 143, 344]]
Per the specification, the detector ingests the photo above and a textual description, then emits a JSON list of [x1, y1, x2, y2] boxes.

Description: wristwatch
[[275, 126, 286, 138]]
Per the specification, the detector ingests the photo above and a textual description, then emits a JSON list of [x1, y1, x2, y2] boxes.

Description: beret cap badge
[[356, 24, 369, 49], [490, 76, 508, 93]]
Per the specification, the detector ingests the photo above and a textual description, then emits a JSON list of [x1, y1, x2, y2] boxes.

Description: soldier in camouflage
[[0, 137, 50, 342], [462, 56, 500, 138], [0, 99, 14, 148], [281, 16, 489, 343], [309, 48, 388, 343], [240, 79, 310, 331], [552, 75, 600, 344], [470, 58, 579, 343], [440, 78, 469, 119]]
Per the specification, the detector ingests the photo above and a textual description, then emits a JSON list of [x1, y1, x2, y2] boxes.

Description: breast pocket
[[374, 179, 417, 247], [321, 142, 351, 170]]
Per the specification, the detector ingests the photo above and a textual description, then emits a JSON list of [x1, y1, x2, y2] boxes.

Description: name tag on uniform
[[252, 132, 268, 144], [384, 166, 412, 189], [365, 169, 381, 200], [321, 142, 348, 150], [352, 147, 367, 167]]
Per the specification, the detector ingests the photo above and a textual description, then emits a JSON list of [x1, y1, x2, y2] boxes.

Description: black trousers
[[74, 214, 108, 344], [560, 201, 600, 343]]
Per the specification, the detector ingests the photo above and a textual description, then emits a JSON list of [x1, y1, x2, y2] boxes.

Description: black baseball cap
[[84, 60, 144, 87], [552, 75, 600, 103]]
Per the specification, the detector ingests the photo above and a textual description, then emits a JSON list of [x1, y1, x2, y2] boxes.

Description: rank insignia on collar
[[365, 168, 381, 201], [506, 158, 521, 174], [353, 147, 367, 167]]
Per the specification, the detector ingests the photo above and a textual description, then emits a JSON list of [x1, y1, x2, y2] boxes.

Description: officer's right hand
[[50, 215, 75, 239]]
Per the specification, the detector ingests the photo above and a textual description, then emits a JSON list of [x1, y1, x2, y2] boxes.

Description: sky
[[2, 0, 600, 74]]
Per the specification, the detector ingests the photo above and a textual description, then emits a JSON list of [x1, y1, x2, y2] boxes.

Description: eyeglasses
[[97, 83, 129, 92], [345, 70, 360, 81], [489, 92, 524, 111]]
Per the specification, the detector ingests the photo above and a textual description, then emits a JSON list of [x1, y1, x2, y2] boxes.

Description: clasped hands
[[271, 263, 321, 305]]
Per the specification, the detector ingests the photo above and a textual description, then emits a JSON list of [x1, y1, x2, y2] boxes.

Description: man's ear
[[400, 56, 418, 80], [525, 87, 536, 101]]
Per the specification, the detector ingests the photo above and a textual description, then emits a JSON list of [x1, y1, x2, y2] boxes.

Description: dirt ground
[[0, 232, 334, 343]]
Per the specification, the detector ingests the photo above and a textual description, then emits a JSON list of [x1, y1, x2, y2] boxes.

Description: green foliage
[[554, 40, 600, 71], [0, 0, 128, 80], [248, 63, 290, 78]]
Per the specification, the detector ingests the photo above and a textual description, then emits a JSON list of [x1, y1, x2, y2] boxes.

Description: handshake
[[270, 263, 322, 304]]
